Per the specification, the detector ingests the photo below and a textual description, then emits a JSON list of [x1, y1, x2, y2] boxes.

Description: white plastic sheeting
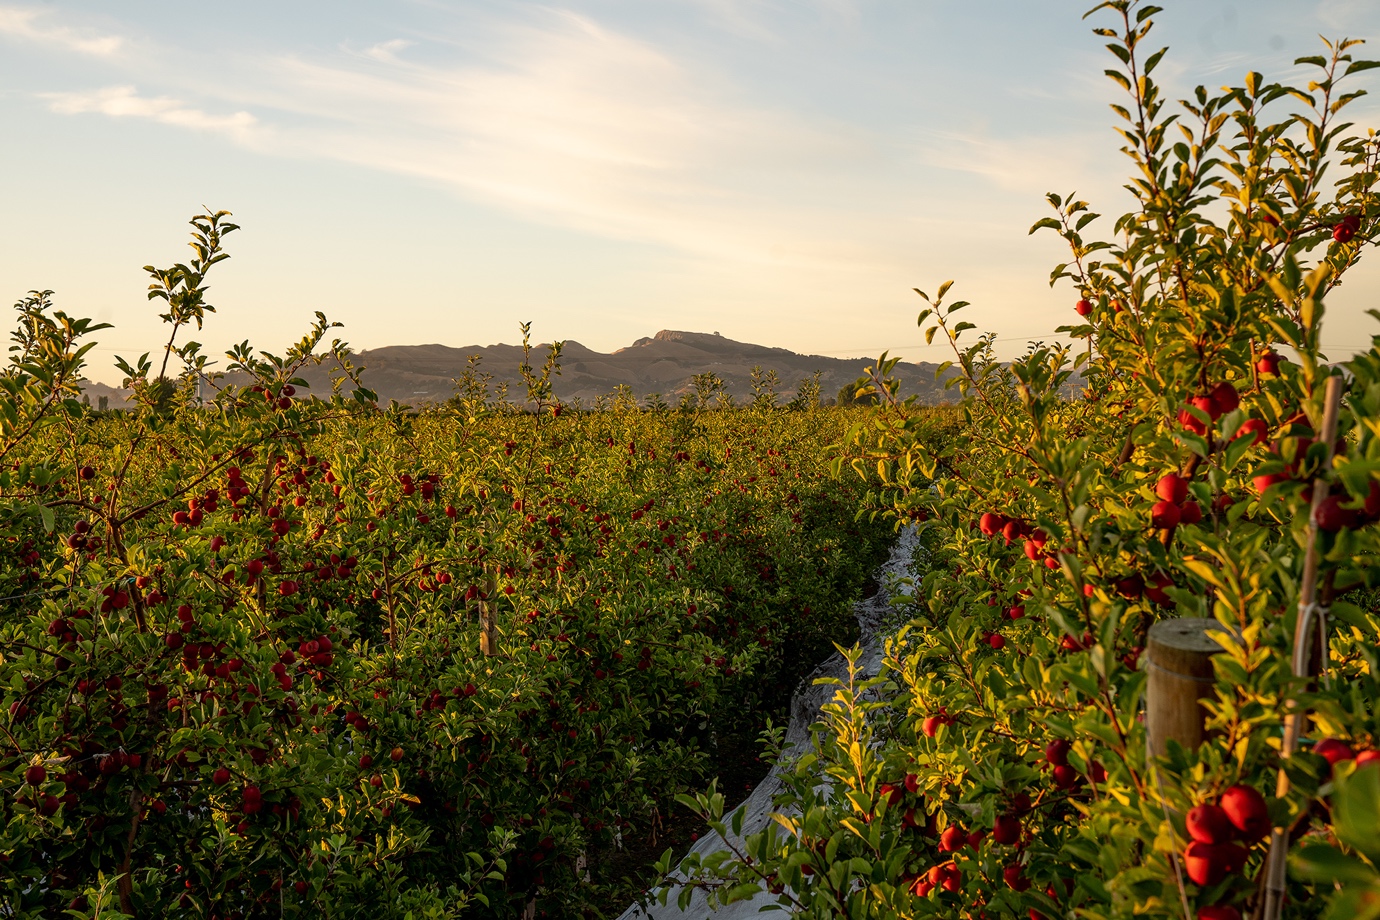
[[618, 528, 921, 919]]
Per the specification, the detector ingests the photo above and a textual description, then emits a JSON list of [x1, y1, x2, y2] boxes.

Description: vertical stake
[[480, 565, 498, 657], [1262, 374, 1344, 920]]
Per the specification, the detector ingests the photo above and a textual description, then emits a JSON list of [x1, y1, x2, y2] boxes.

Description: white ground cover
[[618, 527, 922, 919]]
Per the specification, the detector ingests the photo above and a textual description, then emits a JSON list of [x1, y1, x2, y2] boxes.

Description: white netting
[[618, 527, 922, 919]]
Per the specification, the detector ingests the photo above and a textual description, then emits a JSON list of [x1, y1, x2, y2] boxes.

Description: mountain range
[[76, 330, 957, 407]]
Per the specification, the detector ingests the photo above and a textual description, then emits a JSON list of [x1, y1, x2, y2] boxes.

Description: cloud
[[360, 38, 414, 63], [682, 0, 783, 42], [913, 127, 1112, 198], [180, 9, 902, 268], [0, 6, 122, 56], [23, 5, 1069, 275], [42, 85, 259, 141], [1316, 0, 1380, 33]]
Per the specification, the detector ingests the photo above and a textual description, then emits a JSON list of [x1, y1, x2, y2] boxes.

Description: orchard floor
[[616, 526, 921, 919]]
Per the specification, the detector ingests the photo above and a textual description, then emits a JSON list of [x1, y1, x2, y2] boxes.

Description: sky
[[2, 1, 1379, 386]]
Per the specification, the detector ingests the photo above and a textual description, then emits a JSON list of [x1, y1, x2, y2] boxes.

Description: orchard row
[[0, 390, 893, 919]]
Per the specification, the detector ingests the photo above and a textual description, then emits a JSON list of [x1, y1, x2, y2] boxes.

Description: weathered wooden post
[[479, 566, 498, 656], [1146, 617, 1228, 758]]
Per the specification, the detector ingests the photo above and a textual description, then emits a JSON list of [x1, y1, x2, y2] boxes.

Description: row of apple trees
[[656, 4, 1380, 919], [0, 214, 896, 918]]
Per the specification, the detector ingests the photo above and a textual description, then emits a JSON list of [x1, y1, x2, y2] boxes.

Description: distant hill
[[77, 330, 958, 407]]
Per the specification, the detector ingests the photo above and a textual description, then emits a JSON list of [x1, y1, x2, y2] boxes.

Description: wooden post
[[1146, 618, 1229, 758], [479, 567, 498, 657]]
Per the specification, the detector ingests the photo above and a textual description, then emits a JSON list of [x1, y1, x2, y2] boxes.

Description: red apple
[[1315, 738, 1355, 766], [1218, 785, 1268, 842], [1363, 481, 1380, 521], [1157, 473, 1188, 504], [1075, 299, 1093, 317], [1115, 574, 1144, 599], [1235, 418, 1268, 446], [1256, 352, 1282, 376], [1180, 396, 1221, 435], [1185, 803, 1233, 844], [1209, 382, 1240, 414], [993, 814, 1021, 845], [1199, 905, 1242, 920], [1179, 501, 1203, 525], [1053, 764, 1080, 789], [1184, 841, 1229, 886], [1151, 500, 1181, 529], [1315, 496, 1358, 533], [24, 764, 46, 786], [939, 825, 966, 852], [1334, 215, 1360, 243], [1145, 574, 1174, 605], [1045, 739, 1071, 766]]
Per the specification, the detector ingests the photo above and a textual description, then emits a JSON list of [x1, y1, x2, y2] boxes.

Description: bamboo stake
[[479, 566, 498, 656], [1261, 374, 1344, 920]]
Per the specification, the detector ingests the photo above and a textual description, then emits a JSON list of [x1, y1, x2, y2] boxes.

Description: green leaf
[[1292, 843, 1379, 885], [1335, 766, 1380, 862], [723, 882, 763, 903]]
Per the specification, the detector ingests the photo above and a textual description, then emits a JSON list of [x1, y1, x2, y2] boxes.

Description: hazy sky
[[2, 1, 1379, 385]]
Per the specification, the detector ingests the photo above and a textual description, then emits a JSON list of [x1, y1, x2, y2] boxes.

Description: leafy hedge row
[[657, 5, 1380, 920], [0, 242, 891, 918]]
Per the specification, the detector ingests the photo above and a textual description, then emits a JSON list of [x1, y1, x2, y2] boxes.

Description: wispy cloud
[[0, 6, 123, 56], [17, 4, 1078, 276], [1316, 0, 1380, 34], [682, 0, 783, 42], [360, 38, 414, 63], [913, 127, 1111, 198], [117, 8, 898, 268], [42, 85, 259, 141]]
